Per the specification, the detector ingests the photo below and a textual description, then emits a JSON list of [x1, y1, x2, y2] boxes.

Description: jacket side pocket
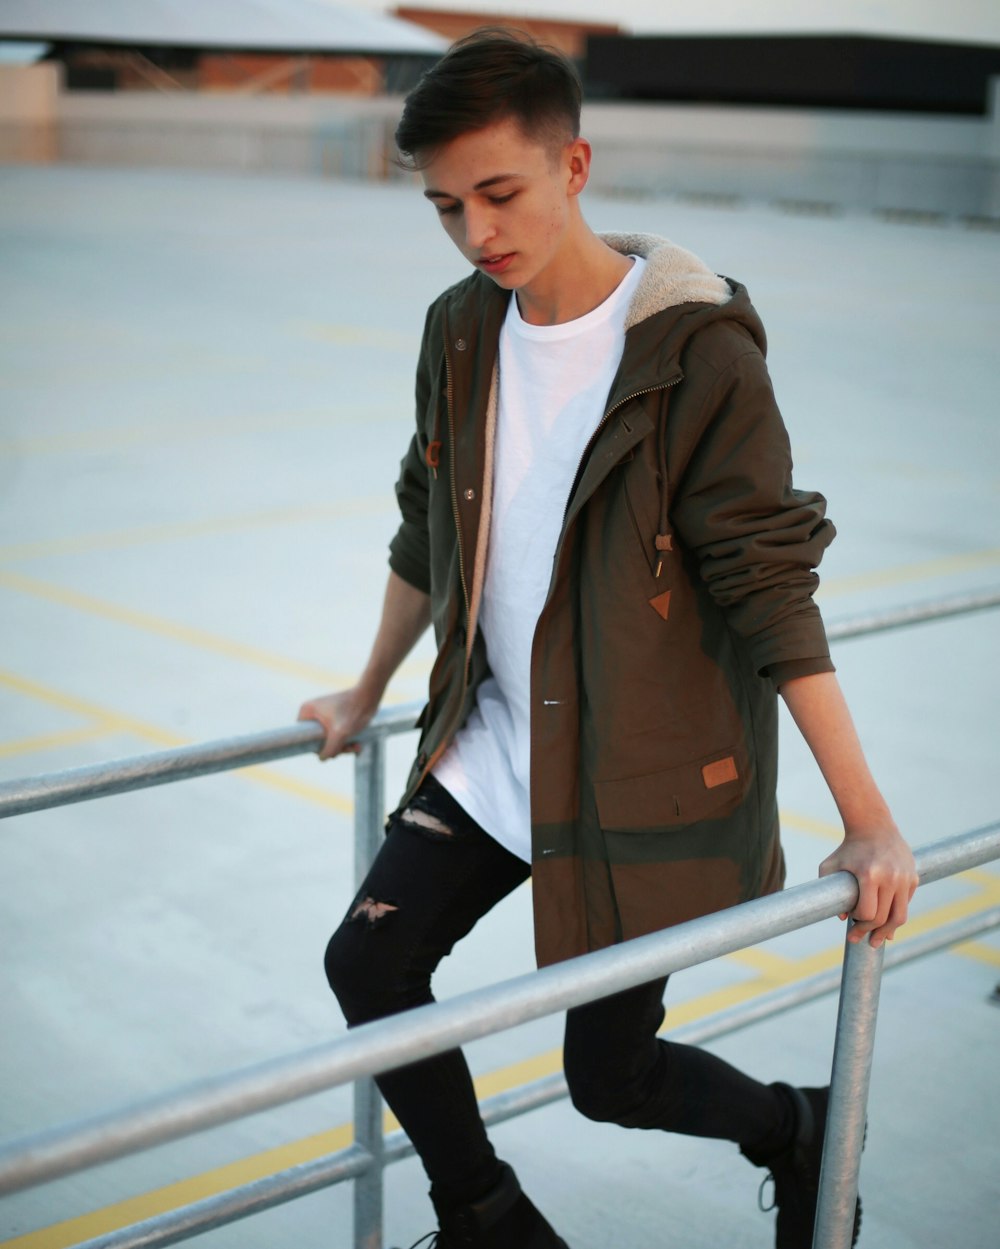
[[594, 746, 749, 833]]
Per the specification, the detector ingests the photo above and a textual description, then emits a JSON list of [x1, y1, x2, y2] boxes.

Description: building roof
[[0, 0, 448, 55]]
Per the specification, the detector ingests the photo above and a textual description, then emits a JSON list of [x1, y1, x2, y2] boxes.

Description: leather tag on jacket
[[648, 590, 671, 621], [702, 756, 738, 789]]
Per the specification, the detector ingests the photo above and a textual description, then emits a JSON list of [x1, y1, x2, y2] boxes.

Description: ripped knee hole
[[399, 806, 455, 838], [351, 896, 399, 924]]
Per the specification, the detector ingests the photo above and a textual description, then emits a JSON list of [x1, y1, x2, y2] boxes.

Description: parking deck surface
[[0, 165, 998, 1247]]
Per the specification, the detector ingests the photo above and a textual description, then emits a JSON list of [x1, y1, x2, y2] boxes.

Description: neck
[[516, 230, 633, 326]]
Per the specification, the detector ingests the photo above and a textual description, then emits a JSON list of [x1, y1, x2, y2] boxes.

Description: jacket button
[[463, 487, 475, 501], [455, 338, 467, 351]]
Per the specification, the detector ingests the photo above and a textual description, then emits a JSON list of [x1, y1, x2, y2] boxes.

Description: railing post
[[352, 735, 388, 1249], [813, 926, 886, 1249]]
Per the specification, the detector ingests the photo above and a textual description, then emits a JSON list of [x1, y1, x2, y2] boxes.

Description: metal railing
[[1, 587, 999, 1249], [2, 587, 998, 823]]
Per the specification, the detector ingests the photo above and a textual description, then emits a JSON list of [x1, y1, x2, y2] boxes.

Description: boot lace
[[758, 1171, 777, 1213]]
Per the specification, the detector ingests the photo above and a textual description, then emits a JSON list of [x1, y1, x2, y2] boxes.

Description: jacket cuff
[[766, 654, 836, 688]]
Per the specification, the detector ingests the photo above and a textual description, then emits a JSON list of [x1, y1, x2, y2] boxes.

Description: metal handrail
[[1, 828, 998, 1187], [1, 587, 998, 821], [40, 899, 1000, 1249], [2, 586, 999, 1249]]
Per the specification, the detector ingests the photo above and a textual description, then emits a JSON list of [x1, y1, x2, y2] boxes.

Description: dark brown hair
[[395, 28, 583, 167]]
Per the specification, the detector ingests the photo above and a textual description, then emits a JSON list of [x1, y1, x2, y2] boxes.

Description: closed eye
[[433, 191, 517, 216]]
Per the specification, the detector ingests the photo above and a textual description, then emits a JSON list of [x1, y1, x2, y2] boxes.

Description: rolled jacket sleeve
[[388, 432, 432, 594], [670, 341, 836, 683], [387, 308, 437, 595]]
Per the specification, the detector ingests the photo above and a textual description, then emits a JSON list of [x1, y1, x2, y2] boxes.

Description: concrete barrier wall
[[52, 90, 407, 181], [1, 72, 998, 218], [580, 91, 1000, 218]]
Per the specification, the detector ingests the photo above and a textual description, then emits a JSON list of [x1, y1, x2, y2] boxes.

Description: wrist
[[838, 809, 900, 842], [355, 668, 388, 714]]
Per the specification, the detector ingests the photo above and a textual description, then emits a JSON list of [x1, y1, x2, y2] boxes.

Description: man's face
[[419, 116, 587, 295]]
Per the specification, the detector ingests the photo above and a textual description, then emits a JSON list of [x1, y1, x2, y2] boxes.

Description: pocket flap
[[594, 748, 747, 832]]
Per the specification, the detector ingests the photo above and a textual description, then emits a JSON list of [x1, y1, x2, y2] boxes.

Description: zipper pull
[[425, 440, 442, 480], [654, 532, 673, 578]]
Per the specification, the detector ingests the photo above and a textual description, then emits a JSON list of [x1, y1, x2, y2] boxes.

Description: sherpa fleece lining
[[599, 233, 732, 331]]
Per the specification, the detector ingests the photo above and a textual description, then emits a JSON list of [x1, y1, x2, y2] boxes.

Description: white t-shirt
[[433, 256, 646, 862]]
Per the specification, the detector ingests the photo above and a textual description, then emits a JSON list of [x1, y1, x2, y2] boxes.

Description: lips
[[478, 253, 514, 275]]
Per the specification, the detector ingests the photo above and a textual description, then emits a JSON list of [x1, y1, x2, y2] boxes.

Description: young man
[[299, 30, 917, 1249]]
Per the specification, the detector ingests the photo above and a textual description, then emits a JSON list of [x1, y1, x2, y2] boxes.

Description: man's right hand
[[298, 688, 379, 760]]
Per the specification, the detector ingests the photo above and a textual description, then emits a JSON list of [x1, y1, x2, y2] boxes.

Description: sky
[[372, 0, 1000, 45]]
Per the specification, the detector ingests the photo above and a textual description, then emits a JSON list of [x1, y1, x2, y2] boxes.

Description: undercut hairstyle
[[395, 28, 583, 168]]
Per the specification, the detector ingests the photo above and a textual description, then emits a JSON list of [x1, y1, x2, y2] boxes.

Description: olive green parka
[[388, 233, 835, 968]]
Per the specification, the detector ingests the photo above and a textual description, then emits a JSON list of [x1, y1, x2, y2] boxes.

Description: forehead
[[419, 117, 557, 195]]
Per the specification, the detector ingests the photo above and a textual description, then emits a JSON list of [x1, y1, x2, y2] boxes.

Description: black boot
[[399, 1163, 569, 1249], [745, 1084, 862, 1249]]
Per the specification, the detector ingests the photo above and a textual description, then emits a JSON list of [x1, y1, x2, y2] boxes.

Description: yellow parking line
[[0, 670, 352, 815], [0, 1124, 355, 1249], [0, 497, 392, 564], [0, 670, 179, 745], [780, 809, 842, 841], [954, 940, 1000, 968], [0, 724, 114, 760], [819, 547, 1000, 597], [0, 570, 356, 688], [0, 564, 431, 696], [239, 764, 352, 814], [296, 321, 417, 351], [0, 409, 404, 457], [726, 946, 798, 979], [4, 876, 996, 1248]]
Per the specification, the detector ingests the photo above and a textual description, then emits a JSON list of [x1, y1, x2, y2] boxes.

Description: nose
[[463, 202, 494, 252]]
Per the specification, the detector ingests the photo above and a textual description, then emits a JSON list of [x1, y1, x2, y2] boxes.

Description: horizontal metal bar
[[54, 901, 1000, 1249], [0, 875, 858, 1196], [2, 588, 996, 822], [0, 701, 423, 820], [824, 586, 1000, 642], [70, 1144, 373, 1249], [672, 901, 1000, 1046], [1, 823, 996, 1198], [380, 896, 1000, 1167]]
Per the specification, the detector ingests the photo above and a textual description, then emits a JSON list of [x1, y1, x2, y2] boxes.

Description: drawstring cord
[[654, 411, 672, 577]]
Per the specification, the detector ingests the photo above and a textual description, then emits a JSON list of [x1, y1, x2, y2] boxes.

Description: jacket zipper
[[444, 343, 472, 629], [563, 375, 682, 523], [420, 368, 681, 790], [416, 336, 475, 786]]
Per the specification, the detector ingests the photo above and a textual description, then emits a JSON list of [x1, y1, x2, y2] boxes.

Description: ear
[[564, 136, 592, 197]]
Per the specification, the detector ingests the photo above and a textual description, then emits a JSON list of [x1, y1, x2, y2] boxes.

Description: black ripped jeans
[[324, 775, 793, 1211]]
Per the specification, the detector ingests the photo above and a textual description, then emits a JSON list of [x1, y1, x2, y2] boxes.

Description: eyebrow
[[423, 173, 522, 201]]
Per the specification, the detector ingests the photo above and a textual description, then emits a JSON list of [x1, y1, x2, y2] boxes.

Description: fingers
[[819, 831, 919, 948], [298, 693, 370, 760], [846, 872, 917, 948], [297, 698, 345, 760]]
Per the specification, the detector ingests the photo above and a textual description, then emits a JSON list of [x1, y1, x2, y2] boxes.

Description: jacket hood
[[600, 231, 768, 360]]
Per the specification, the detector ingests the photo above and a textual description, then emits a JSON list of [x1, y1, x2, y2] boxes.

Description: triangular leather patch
[[648, 590, 671, 621]]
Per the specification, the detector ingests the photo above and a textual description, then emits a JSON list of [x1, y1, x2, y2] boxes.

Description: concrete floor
[[0, 165, 998, 1248]]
